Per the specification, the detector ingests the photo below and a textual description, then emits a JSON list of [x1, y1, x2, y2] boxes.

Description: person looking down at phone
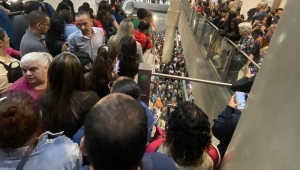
[[251, 14, 272, 40], [212, 95, 242, 159]]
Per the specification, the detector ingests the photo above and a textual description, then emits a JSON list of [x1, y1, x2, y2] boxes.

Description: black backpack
[[0, 61, 23, 83], [70, 51, 93, 73]]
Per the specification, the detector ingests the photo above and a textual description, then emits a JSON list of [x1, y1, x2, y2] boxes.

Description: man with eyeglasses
[[20, 10, 50, 57], [67, 10, 105, 61]]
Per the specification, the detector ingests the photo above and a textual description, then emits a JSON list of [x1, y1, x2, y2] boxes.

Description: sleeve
[[255, 12, 264, 21], [230, 77, 255, 93], [48, 4, 56, 17], [212, 106, 241, 141], [136, 42, 144, 63], [111, 15, 116, 22], [0, 64, 10, 93], [249, 39, 260, 55], [226, 33, 241, 42], [146, 37, 153, 50], [5, 47, 20, 59], [67, 36, 77, 52]]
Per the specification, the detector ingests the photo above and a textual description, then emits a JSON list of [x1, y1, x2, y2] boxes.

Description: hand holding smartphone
[[235, 91, 246, 110]]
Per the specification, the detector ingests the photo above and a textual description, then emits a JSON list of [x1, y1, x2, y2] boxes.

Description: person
[[252, 2, 268, 25], [217, 10, 237, 36], [13, 1, 42, 51], [112, 4, 126, 25], [7, 52, 52, 100], [272, 8, 283, 24], [56, 1, 70, 13], [45, 15, 68, 57], [251, 14, 272, 40], [10, 0, 24, 12], [134, 21, 153, 52], [58, 9, 78, 41], [61, 0, 75, 18], [226, 18, 242, 43], [67, 10, 105, 61], [231, 67, 256, 93], [213, 95, 242, 159], [249, 24, 276, 63], [96, 1, 119, 39], [0, 90, 83, 170], [118, 36, 140, 78], [132, 8, 152, 38], [238, 22, 254, 55], [0, 28, 22, 93], [236, 1, 243, 15], [111, 77, 155, 143], [86, 45, 118, 99], [108, 19, 143, 62], [266, 6, 271, 14], [210, 7, 228, 25], [157, 102, 220, 170], [246, 7, 258, 22], [20, 10, 50, 57], [0, 8, 14, 47], [39, 52, 99, 139], [38, 0, 55, 18], [196, 1, 204, 13], [220, 0, 231, 10], [80, 93, 178, 170], [0, 0, 10, 10], [145, 10, 157, 33]]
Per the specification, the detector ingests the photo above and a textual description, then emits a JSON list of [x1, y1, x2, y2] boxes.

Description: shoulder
[[92, 27, 104, 35], [8, 77, 26, 91], [67, 30, 81, 40], [141, 152, 177, 170], [136, 41, 142, 48]]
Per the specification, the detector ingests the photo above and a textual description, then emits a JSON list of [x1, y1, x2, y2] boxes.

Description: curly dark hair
[[165, 102, 212, 167], [0, 90, 38, 148], [45, 15, 65, 46]]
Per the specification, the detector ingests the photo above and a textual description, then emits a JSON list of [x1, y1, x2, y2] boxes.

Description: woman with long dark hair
[[96, 1, 119, 39], [45, 15, 68, 57], [217, 10, 237, 35], [87, 45, 118, 99], [251, 14, 272, 39], [227, 18, 243, 43], [118, 36, 139, 78], [39, 52, 99, 138]]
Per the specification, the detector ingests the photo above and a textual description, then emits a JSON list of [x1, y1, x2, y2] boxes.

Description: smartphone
[[258, 23, 262, 26], [250, 67, 258, 75], [86, 62, 92, 69], [235, 91, 246, 110], [114, 60, 120, 74]]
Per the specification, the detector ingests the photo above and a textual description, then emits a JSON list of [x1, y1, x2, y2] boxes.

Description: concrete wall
[[177, 12, 231, 124]]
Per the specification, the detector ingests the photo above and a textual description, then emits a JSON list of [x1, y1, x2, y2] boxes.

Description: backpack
[[0, 61, 23, 83], [70, 51, 93, 73]]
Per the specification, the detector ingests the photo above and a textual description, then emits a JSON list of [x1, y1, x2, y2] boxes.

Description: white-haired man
[[7, 52, 53, 100]]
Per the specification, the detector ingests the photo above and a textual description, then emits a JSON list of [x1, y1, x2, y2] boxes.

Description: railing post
[[189, 9, 195, 27], [193, 13, 200, 34]]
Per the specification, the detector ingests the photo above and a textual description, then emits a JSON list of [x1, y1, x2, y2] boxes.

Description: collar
[[78, 27, 95, 39], [26, 30, 42, 41]]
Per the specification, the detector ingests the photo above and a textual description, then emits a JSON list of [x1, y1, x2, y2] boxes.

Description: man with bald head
[[252, 2, 268, 25], [80, 93, 177, 170]]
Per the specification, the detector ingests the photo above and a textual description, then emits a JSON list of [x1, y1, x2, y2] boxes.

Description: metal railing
[[181, 0, 260, 85]]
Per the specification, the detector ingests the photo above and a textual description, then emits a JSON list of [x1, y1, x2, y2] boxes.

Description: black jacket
[[231, 76, 255, 93]]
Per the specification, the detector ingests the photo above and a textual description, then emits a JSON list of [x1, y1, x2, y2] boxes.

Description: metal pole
[[152, 73, 232, 87]]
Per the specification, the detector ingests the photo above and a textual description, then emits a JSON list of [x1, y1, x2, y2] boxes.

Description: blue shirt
[[140, 101, 155, 143], [112, 12, 126, 25], [39, 2, 55, 18], [64, 24, 79, 41], [67, 27, 105, 61], [0, 9, 14, 46], [252, 11, 267, 24]]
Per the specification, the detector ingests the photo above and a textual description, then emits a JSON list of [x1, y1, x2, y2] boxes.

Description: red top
[[133, 29, 152, 50], [73, 19, 106, 35]]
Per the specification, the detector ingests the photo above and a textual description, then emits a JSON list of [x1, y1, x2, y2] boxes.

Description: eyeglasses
[[40, 23, 51, 27]]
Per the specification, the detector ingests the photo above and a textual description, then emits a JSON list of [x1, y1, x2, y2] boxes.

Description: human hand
[[228, 95, 241, 109], [220, 18, 226, 22], [246, 68, 255, 79]]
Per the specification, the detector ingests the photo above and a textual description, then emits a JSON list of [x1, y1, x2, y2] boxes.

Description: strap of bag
[[0, 60, 9, 71], [143, 36, 149, 52], [16, 138, 39, 170]]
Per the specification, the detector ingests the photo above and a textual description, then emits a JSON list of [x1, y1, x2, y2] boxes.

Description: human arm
[[61, 43, 68, 53], [5, 47, 20, 59], [0, 4, 10, 14], [231, 68, 255, 93], [0, 65, 11, 93], [67, 36, 77, 52], [111, 15, 119, 30]]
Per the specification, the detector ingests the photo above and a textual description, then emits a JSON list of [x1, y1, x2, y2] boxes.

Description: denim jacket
[[0, 131, 83, 170]]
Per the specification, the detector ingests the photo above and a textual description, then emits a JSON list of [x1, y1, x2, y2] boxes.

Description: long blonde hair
[[108, 19, 135, 55], [145, 11, 155, 27]]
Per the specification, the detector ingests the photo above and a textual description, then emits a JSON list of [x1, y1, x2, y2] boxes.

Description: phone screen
[[114, 60, 120, 74], [235, 91, 246, 110], [250, 67, 258, 75]]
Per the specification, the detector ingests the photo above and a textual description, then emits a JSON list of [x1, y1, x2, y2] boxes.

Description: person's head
[[82, 93, 147, 170], [266, 6, 271, 13], [0, 90, 38, 148], [137, 21, 150, 34], [75, 10, 93, 36], [82, 2, 90, 9], [203, 2, 209, 8], [220, 7, 229, 18], [96, 0, 111, 26], [276, 8, 283, 18], [115, 4, 122, 13], [78, 5, 89, 12], [137, 8, 148, 20], [56, 2, 70, 13], [165, 102, 211, 166], [46, 15, 65, 42], [231, 18, 242, 34], [111, 77, 140, 101], [58, 9, 73, 24], [210, 3, 215, 10], [89, 45, 117, 88], [225, 10, 237, 24], [260, 46, 268, 59], [145, 10, 154, 23], [265, 24, 277, 40], [24, 1, 42, 15], [27, 10, 50, 35], [262, 14, 272, 28], [238, 1, 243, 8], [238, 22, 252, 36], [0, 28, 9, 51], [258, 2, 268, 10], [271, 9, 276, 16], [21, 52, 53, 87]]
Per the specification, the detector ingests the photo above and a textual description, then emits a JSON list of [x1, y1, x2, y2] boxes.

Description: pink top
[[5, 47, 20, 60], [7, 77, 45, 100]]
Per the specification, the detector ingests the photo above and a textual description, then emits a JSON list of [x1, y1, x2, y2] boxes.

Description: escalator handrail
[[8, 11, 23, 17]]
